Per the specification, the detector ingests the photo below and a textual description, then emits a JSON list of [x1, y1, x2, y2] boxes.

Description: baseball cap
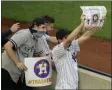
[[32, 17, 48, 25]]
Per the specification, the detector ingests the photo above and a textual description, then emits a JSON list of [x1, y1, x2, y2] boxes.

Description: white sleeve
[[70, 40, 80, 52], [44, 34, 50, 40], [52, 43, 66, 59]]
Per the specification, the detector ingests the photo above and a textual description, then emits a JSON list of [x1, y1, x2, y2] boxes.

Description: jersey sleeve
[[9, 30, 28, 49], [52, 43, 66, 59], [70, 40, 80, 52], [44, 34, 50, 40]]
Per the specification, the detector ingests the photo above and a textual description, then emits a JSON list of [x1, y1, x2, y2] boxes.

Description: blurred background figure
[[2, 23, 20, 47]]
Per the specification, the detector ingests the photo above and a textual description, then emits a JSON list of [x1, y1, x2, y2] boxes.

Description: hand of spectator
[[80, 14, 86, 24], [10, 23, 20, 33], [16, 62, 27, 71]]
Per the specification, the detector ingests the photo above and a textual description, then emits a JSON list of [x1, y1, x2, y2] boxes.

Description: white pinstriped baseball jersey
[[52, 40, 80, 89]]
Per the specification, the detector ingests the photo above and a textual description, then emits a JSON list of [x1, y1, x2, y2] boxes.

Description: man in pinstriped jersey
[[52, 14, 101, 89]]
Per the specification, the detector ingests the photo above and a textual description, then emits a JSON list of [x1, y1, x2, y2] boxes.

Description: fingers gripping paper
[[80, 6, 107, 30], [24, 56, 52, 87]]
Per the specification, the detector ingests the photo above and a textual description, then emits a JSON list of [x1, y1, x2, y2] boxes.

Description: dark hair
[[30, 17, 48, 28], [41, 15, 55, 23], [56, 28, 70, 40]]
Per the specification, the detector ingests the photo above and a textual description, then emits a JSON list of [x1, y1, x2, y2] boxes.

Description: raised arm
[[76, 30, 98, 45], [63, 20, 84, 49], [2, 23, 20, 47], [62, 14, 85, 49], [47, 36, 58, 44], [2, 23, 20, 38]]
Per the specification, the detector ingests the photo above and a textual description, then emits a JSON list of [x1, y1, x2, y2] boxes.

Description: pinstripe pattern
[[52, 40, 80, 89]]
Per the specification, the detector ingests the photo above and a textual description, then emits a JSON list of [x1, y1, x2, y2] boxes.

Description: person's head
[[41, 15, 55, 32], [56, 28, 70, 43], [30, 17, 48, 32]]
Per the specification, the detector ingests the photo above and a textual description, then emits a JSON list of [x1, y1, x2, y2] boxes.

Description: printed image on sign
[[92, 14, 99, 23], [34, 59, 50, 78]]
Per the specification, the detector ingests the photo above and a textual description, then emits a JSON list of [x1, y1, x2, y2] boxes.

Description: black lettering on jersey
[[72, 52, 77, 62], [20, 44, 35, 57]]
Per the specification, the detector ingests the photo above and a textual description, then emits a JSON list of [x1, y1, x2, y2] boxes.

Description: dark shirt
[[1, 29, 12, 47]]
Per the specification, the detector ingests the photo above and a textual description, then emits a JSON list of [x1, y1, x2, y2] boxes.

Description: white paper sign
[[80, 6, 107, 30], [24, 56, 52, 87]]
